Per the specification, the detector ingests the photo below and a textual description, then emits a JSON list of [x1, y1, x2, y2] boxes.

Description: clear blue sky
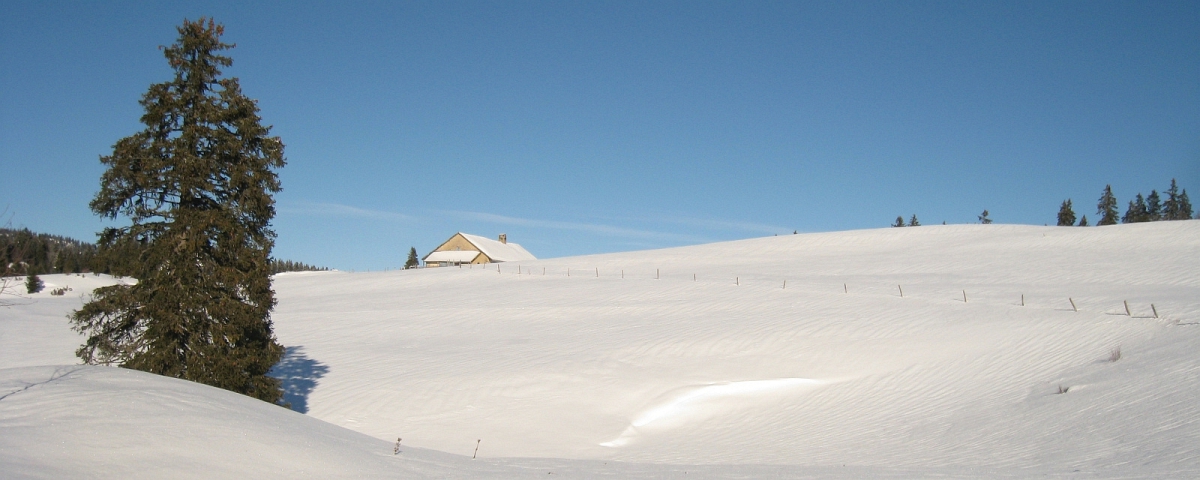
[[2, 1, 1197, 270]]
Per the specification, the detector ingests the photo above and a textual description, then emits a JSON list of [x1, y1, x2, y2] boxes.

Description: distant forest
[[1057, 178, 1194, 227], [891, 178, 1195, 227], [0, 228, 100, 276], [1, 228, 328, 277], [268, 259, 330, 275]]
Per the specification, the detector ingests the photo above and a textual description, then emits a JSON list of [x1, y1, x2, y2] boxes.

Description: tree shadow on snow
[[269, 346, 330, 413]]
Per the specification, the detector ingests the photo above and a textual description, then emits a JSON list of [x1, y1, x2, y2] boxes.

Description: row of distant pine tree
[[893, 215, 922, 227], [1057, 179, 1193, 226], [892, 210, 993, 227], [1, 228, 101, 276], [890, 180, 1192, 228], [1, 227, 329, 278], [268, 259, 330, 275]]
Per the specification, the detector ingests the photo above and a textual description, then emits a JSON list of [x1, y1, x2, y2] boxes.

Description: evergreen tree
[[1078, 215, 1088, 226], [404, 247, 419, 269], [1146, 190, 1162, 220], [1179, 189, 1193, 220], [978, 210, 992, 224], [1162, 179, 1189, 220], [1056, 199, 1076, 226], [908, 215, 920, 227], [1122, 194, 1149, 223], [1096, 185, 1119, 225], [70, 19, 286, 404], [25, 272, 44, 294], [892, 216, 905, 227]]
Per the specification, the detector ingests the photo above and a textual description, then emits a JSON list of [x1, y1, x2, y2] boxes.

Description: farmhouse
[[422, 233, 536, 267]]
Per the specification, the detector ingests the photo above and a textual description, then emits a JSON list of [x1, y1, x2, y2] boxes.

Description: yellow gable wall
[[431, 233, 492, 264]]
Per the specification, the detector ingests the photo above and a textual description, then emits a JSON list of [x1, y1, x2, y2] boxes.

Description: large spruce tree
[[71, 19, 286, 403]]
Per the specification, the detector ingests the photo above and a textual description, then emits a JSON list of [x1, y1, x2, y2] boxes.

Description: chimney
[[499, 233, 507, 244]]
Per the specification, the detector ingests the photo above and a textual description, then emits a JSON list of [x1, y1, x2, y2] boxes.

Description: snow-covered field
[[3, 222, 1199, 478]]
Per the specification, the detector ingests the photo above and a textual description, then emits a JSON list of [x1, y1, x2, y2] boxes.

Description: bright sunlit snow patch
[[601, 378, 827, 447]]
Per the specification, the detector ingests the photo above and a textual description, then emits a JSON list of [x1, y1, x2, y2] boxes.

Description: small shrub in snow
[[25, 273, 43, 294], [1056, 384, 1070, 394], [1109, 346, 1121, 362]]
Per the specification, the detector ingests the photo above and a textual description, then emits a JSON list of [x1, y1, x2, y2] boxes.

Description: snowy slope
[[0, 365, 502, 478], [0, 273, 139, 368], [270, 222, 1200, 470], [2, 222, 1199, 478]]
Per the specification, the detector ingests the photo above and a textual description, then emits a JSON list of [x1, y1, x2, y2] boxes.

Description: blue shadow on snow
[[268, 346, 329, 413]]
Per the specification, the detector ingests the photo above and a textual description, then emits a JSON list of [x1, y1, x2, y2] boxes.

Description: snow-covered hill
[[3, 222, 1199, 478]]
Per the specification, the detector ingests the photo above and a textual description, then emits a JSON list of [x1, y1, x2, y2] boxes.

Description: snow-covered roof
[[423, 250, 482, 263], [458, 233, 536, 262]]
